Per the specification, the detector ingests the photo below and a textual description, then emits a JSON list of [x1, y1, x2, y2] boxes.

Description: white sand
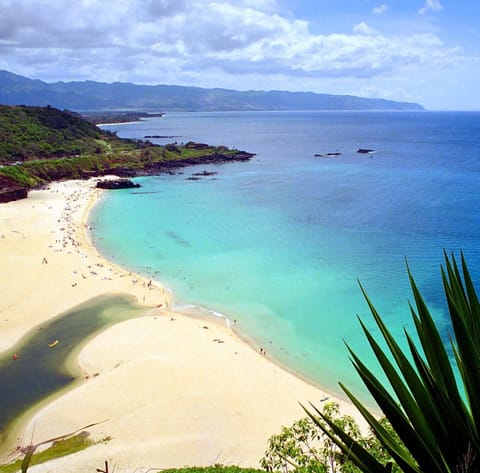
[[0, 180, 364, 472]]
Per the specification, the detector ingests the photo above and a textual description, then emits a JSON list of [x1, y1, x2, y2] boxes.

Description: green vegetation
[[261, 403, 403, 473], [161, 467, 264, 473], [1, 451, 262, 473], [82, 111, 165, 125], [0, 105, 251, 193], [0, 105, 115, 164], [305, 253, 480, 472], [0, 432, 100, 473]]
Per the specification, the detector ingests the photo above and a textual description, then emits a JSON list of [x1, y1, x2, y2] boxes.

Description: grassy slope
[[0, 433, 96, 473]]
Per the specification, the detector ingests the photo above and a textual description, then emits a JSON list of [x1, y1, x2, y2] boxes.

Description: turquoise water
[[93, 111, 480, 398]]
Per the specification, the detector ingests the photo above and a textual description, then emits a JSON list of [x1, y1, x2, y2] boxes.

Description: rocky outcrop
[[192, 171, 218, 177], [315, 152, 342, 157], [185, 141, 210, 150], [0, 175, 28, 202], [137, 151, 255, 176], [96, 179, 141, 190], [357, 148, 376, 154], [0, 187, 28, 203]]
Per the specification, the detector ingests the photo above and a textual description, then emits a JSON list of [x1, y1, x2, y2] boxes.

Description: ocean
[[93, 111, 480, 400]]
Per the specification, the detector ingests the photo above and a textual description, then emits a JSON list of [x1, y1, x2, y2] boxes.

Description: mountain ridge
[[0, 70, 424, 112]]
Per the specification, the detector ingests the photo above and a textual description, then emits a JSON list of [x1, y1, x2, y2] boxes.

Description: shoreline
[[0, 179, 366, 471]]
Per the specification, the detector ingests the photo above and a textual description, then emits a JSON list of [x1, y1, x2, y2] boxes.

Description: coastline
[[0, 179, 365, 471]]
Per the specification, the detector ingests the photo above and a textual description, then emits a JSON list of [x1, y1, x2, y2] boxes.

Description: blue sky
[[0, 0, 479, 109]]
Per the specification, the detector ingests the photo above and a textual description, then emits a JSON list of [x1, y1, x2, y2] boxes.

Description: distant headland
[[0, 105, 254, 203], [0, 70, 424, 112]]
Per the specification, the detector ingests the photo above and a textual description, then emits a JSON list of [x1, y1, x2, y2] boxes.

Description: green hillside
[[0, 105, 253, 200], [0, 105, 121, 165]]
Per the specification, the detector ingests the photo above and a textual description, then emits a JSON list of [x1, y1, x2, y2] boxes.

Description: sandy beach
[[0, 179, 364, 472]]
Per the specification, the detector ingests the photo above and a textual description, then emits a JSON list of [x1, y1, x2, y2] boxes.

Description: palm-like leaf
[[306, 253, 480, 472]]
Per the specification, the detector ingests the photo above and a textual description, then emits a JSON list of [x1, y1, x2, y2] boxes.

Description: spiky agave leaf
[[305, 253, 480, 473], [441, 254, 480, 438]]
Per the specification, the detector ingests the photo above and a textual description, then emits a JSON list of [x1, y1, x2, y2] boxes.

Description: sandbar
[[0, 179, 365, 472]]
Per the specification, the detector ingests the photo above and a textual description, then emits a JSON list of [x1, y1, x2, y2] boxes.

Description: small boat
[[48, 340, 59, 348]]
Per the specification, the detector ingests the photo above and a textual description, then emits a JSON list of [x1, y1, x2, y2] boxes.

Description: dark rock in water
[[96, 179, 141, 189], [186, 176, 201, 181], [315, 152, 342, 157], [144, 135, 181, 139], [357, 148, 376, 154], [192, 171, 218, 177]]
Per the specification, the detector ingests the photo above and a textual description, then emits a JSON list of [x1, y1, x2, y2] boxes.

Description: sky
[[0, 0, 479, 110]]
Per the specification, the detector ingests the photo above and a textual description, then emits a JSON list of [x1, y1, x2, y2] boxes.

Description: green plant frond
[[353, 321, 439, 448], [405, 333, 476, 462], [20, 447, 35, 473], [346, 349, 442, 470], [303, 403, 393, 473], [460, 253, 480, 330], [405, 332, 468, 424], [451, 342, 480, 444], [356, 290, 449, 446], [441, 256, 474, 339], [338, 384, 433, 473], [444, 252, 470, 305], [409, 257, 480, 442], [440, 269, 480, 428], [446, 253, 480, 345], [407, 270, 460, 398], [404, 307, 469, 434], [358, 286, 423, 388]]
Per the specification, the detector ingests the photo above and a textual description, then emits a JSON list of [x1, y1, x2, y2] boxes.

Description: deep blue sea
[[93, 111, 480, 399]]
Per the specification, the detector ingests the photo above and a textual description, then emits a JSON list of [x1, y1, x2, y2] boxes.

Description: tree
[[261, 403, 403, 473], [261, 403, 359, 473], [305, 253, 480, 473]]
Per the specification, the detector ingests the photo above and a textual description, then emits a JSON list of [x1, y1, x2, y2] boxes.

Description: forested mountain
[[0, 70, 424, 112]]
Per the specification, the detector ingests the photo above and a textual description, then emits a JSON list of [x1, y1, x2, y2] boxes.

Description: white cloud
[[353, 22, 375, 35], [418, 0, 443, 15], [356, 84, 413, 102], [372, 4, 388, 15], [240, 0, 278, 13], [0, 0, 469, 93]]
